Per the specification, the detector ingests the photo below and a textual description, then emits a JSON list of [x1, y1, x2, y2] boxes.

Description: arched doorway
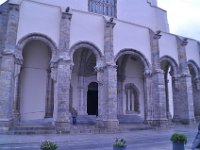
[[87, 82, 98, 116], [115, 49, 150, 122], [19, 40, 52, 121], [160, 56, 178, 121], [188, 60, 200, 119], [71, 47, 98, 115]]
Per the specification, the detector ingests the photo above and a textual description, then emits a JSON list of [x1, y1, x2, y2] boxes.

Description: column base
[[13, 113, 20, 124], [55, 121, 70, 134], [172, 117, 196, 125], [147, 118, 169, 128], [0, 118, 13, 133], [95, 117, 104, 128], [103, 119, 119, 133]]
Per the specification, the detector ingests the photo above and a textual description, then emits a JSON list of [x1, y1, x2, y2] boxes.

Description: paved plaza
[[0, 124, 198, 150]]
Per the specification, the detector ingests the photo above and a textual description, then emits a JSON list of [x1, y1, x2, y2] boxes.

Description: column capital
[[153, 30, 162, 40], [176, 36, 188, 48], [94, 66, 104, 73], [104, 17, 116, 28], [144, 68, 152, 78], [104, 63, 118, 69], [9, 3, 19, 11], [62, 11, 72, 20]]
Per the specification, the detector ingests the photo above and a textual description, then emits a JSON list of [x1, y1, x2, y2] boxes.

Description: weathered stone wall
[[0, 2, 9, 69], [0, 3, 19, 132]]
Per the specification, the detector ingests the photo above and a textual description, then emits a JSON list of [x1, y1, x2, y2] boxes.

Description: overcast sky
[[0, 0, 199, 41]]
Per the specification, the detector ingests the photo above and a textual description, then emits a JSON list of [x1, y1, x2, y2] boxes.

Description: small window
[[125, 83, 140, 114], [89, 0, 116, 17]]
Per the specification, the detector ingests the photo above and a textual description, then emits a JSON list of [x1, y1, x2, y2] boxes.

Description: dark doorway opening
[[87, 82, 98, 116]]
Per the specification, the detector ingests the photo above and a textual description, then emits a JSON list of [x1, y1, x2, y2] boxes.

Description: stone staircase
[[75, 115, 97, 124], [117, 114, 145, 123], [117, 114, 153, 131], [119, 123, 153, 131], [9, 116, 153, 134], [9, 119, 56, 135]]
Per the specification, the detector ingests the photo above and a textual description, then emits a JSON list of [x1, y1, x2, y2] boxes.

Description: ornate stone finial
[[153, 30, 162, 39], [65, 7, 70, 13], [105, 17, 116, 28], [109, 17, 114, 23], [62, 8, 72, 20], [181, 38, 188, 46]]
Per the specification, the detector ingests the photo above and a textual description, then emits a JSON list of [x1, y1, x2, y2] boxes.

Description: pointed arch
[[115, 49, 151, 70], [160, 55, 179, 121], [160, 55, 178, 77], [188, 60, 200, 79], [70, 41, 103, 64], [16, 33, 57, 121], [17, 33, 58, 63]]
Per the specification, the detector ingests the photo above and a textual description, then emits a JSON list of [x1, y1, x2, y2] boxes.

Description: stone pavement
[[0, 125, 198, 150]]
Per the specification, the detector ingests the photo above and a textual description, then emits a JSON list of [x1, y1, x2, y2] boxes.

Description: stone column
[[0, 3, 19, 132], [148, 30, 168, 126], [174, 37, 195, 124], [45, 68, 54, 118], [171, 75, 180, 121], [102, 18, 119, 131], [54, 60, 72, 133], [13, 58, 22, 123], [143, 69, 152, 123], [95, 66, 104, 128], [78, 76, 86, 115], [192, 78, 200, 119], [54, 10, 72, 133]]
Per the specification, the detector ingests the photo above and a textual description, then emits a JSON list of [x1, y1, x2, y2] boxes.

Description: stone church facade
[[0, 0, 200, 133]]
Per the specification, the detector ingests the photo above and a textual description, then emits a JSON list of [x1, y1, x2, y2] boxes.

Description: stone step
[[119, 123, 153, 131], [117, 114, 144, 123], [70, 124, 96, 134], [10, 130, 56, 135], [10, 129, 56, 135], [13, 126, 55, 130], [75, 115, 97, 124], [10, 119, 56, 135]]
